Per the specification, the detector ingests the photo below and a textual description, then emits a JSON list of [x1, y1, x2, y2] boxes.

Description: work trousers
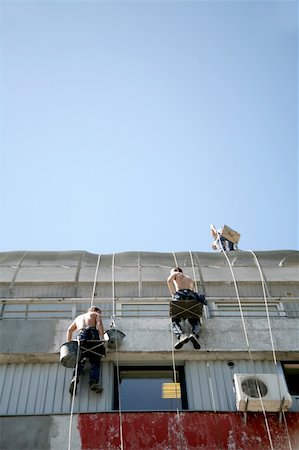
[[72, 327, 101, 384]]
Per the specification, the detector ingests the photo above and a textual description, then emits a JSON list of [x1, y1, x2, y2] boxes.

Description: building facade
[[0, 249, 298, 449]]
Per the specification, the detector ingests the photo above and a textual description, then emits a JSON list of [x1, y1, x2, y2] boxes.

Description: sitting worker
[[167, 267, 206, 350], [66, 306, 105, 395], [210, 224, 235, 252]]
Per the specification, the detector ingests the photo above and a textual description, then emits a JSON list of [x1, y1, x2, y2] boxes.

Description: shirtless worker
[[167, 267, 206, 350], [67, 306, 105, 395]]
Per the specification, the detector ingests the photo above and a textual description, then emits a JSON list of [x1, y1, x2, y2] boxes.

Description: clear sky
[[0, 0, 298, 255]]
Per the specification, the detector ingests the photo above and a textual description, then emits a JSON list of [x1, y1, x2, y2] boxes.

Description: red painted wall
[[78, 411, 299, 450]]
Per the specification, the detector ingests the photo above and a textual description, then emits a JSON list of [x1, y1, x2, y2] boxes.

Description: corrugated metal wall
[[185, 360, 285, 411], [0, 362, 114, 415], [1, 360, 297, 415]]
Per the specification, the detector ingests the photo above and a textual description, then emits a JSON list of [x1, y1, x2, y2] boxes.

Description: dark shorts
[[174, 289, 207, 305]]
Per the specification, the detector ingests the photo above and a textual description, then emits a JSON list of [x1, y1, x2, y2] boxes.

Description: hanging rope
[[172, 251, 178, 268], [169, 252, 184, 450], [90, 253, 101, 308], [67, 253, 103, 450], [171, 252, 181, 422], [206, 362, 217, 412], [189, 251, 198, 293], [220, 248, 274, 450], [190, 251, 216, 411], [67, 339, 81, 450], [249, 250, 293, 450], [111, 253, 124, 450]]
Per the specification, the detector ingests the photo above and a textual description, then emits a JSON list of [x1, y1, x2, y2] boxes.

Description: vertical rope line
[[282, 412, 293, 450], [249, 250, 293, 450], [67, 339, 81, 450], [189, 251, 198, 292], [170, 252, 183, 450], [115, 324, 124, 450], [206, 362, 217, 412], [171, 252, 180, 421], [111, 253, 124, 450], [221, 249, 274, 450], [172, 251, 178, 267], [112, 253, 116, 318], [67, 254, 102, 449], [90, 253, 101, 308], [248, 251, 277, 364], [190, 251, 216, 411]]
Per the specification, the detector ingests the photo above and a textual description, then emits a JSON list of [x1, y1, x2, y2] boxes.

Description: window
[[210, 302, 283, 318], [114, 366, 187, 411], [282, 362, 299, 396]]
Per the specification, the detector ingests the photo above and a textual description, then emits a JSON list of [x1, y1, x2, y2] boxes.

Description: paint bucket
[[104, 329, 126, 349], [60, 341, 79, 368]]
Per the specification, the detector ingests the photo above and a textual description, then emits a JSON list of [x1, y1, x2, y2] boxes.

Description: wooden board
[[220, 225, 241, 244], [169, 300, 203, 319]]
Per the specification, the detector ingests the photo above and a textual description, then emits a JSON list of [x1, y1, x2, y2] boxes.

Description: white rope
[[206, 362, 217, 412], [189, 251, 198, 292], [111, 253, 124, 450], [190, 251, 216, 410], [171, 252, 180, 422], [221, 248, 274, 450], [67, 339, 81, 450], [112, 253, 116, 318], [169, 252, 185, 450], [67, 253, 102, 450], [90, 253, 101, 308], [172, 251, 178, 268], [248, 251, 277, 363], [249, 250, 293, 450]]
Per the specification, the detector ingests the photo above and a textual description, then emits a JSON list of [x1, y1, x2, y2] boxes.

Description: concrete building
[[0, 249, 298, 449]]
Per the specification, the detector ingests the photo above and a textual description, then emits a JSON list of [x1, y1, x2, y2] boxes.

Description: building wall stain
[[78, 411, 299, 450]]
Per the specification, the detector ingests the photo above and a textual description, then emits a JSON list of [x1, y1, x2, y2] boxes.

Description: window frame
[[209, 300, 285, 318], [113, 365, 188, 411], [282, 361, 299, 396]]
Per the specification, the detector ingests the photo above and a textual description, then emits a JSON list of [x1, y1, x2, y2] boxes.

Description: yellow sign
[[162, 383, 181, 399]]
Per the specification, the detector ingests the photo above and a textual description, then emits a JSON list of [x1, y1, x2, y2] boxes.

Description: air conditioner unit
[[233, 373, 293, 412]]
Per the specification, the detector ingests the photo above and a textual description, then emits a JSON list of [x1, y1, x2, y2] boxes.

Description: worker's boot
[[174, 333, 189, 350], [89, 381, 103, 394], [189, 332, 201, 350]]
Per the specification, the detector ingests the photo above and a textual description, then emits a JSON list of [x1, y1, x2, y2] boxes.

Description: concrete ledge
[[1, 350, 299, 364]]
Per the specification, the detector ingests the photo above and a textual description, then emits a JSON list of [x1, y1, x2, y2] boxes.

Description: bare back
[[67, 310, 104, 341], [167, 271, 195, 295], [74, 311, 98, 330]]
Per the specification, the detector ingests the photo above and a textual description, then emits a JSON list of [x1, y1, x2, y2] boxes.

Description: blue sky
[[0, 0, 298, 254]]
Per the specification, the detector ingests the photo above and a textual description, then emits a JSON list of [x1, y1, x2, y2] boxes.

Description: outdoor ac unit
[[233, 373, 292, 412]]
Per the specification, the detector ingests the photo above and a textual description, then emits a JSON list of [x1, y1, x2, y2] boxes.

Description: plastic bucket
[[60, 341, 79, 368]]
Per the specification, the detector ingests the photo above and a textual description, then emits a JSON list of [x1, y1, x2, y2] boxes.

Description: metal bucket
[[60, 341, 79, 368], [104, 329, 126, 349]]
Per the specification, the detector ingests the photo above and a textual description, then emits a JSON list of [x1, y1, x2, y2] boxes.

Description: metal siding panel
[[8, 363, 24, 415], [0, 361, 297, 415], [43, 364, 57, 414], [18, 364, 33, 414], [185, 360, 280, 412], [221, 362, 236, 411], [0, 362, 114, 415], [0, 364, 15, 414], [0, 364, 7, 411], [202, 362, 217, 411], [213, 360, 229, 411], [186, 361, 214, 411]]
